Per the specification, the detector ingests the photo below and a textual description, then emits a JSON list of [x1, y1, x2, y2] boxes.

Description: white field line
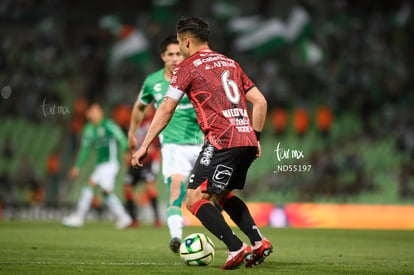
[[0, 261, 182, 266]]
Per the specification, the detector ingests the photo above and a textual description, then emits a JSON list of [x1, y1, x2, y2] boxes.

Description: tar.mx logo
[[273, 142, 311, 173], [40, 98, 70, 118], [275, 142, 304, 161]]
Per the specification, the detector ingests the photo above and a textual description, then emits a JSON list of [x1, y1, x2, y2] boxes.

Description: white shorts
[[161, 143, 202, 182], [90, 162, 120, 192]]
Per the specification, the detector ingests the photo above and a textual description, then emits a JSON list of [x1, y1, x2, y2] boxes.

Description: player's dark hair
[[87, 97, 104, 108], [160, 35, 179, 53], [176, 16, 209, 42]]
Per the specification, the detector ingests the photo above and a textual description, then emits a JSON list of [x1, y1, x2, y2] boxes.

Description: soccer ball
[[179, 233, 215, 266]]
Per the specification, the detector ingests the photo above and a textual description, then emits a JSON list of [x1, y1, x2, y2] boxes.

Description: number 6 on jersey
[[221, 70, 240, 105]]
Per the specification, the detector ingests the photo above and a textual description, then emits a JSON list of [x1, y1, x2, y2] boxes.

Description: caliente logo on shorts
[[212, 164, 233, 189]]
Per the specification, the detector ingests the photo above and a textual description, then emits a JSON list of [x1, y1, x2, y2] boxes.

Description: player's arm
[[128, 99, 147, 150], [240, 66, 267, 133], [131, 95, 179, 168], [70, 128, 92, 178], [129, 81, 153, 150], [245, 86, 267, 133], [245, 87, 267, 160]]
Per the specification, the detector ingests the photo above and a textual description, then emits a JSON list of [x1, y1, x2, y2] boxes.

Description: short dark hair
[[176, 17, 209, 42], [160, 35, 179, 53], [87, 97, 104, 107]]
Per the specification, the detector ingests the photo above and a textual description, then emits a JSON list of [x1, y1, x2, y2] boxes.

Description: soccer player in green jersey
[[128, 35, 203, 252], [63, 103, 132, 229]]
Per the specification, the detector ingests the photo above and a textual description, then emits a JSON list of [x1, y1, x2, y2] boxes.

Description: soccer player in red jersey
[[131, 17, 272, 269]]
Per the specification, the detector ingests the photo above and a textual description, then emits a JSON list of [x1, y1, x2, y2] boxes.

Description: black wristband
[[254, 130, 261, 141]]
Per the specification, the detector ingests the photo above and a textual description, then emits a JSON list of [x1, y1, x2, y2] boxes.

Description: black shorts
[[124, 163, 156, 187], [188, 142, 257, 194]]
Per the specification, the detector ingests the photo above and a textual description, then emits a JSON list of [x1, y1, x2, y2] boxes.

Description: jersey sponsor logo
[[212, 164, 233, 188], [200, 157, 210, 166], [193, 59, 202, 67], [200, 144, 214, 166], [229, 117, 250, 126], [196, 54, 236, 69], [236, 125, 253, 132], [153, 83, 162, 92], [205, 62, 236, 70], [201, 55, 233, 63], [189, 174, 195, 183], [222, 108, 248, 118], [213, 60, 236, 68]]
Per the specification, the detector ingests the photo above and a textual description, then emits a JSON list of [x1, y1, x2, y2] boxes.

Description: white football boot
[[116, 214, 132, 229], [62, 214, 84, 228]]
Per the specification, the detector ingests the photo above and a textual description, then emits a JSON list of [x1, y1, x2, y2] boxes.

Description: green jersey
[[75, 119, 128, 168], [138, 68, 203, 145]]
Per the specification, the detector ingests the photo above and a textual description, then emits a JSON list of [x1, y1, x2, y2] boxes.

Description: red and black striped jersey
[[168, 49, 258, 149]]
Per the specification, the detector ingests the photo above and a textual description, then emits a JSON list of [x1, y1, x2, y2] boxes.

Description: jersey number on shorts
[[221, 70, 240, 105]]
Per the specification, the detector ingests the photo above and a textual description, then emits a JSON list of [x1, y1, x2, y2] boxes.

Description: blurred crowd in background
[[0, 0, 413, 210]]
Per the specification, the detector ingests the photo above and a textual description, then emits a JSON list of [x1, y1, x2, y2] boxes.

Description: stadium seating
[[0, 117, 63, 203]]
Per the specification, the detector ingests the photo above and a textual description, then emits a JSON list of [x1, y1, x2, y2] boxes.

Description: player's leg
[[186, 188, 242, 249], [144, 179, 160, 227], [98, 162, 131, 229], [142, 163, 160, 227], [187, 144, 268, 269], [216, 147, 273, 267], [186, 187, 249, 269], [102, 190, 132, 229], [218, 192, 272, 267], [166, 174, 186, 252], [218, 192, 262, 243], [123, 166, 140, 227], [161, 144, 193, 252], [186, 143, 252, 269], [123, 183, 138, 226], [62, 180, 96, 227]]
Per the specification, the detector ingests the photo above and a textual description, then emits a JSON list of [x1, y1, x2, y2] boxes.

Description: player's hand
[[69, 167, 80, 179], [128, 133, 137, 151], [254, 141, 261, 161], [131, 146, 148, 168]]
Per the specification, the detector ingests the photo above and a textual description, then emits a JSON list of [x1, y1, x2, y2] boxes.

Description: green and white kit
[[138, 68, 203, 241]]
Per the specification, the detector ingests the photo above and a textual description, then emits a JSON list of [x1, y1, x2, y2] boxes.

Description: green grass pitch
[[0, 221, 413, 274]]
